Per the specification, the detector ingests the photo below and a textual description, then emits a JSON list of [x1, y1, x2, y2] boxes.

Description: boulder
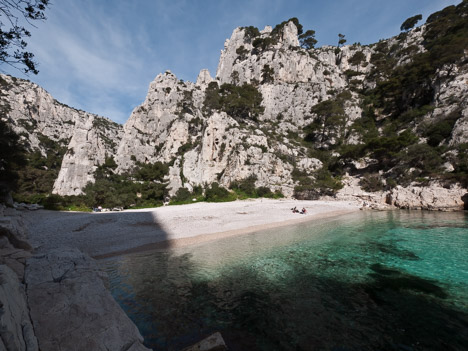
[[25, 248, 150, 351], [182, 332, 228, 351], [386, 184, 467, 211], [0, 265, 38, 351], [0, 205, 32, 251]]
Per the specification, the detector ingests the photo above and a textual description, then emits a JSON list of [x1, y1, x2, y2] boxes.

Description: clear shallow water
[[101, 211, 468, 351]]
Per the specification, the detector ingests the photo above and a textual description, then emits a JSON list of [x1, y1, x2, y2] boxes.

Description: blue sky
[[2, 0, 461, 124]]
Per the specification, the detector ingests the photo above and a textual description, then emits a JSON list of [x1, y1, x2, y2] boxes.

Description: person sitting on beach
[[301, 207, 307, 214], [292, 206, 298, 213]]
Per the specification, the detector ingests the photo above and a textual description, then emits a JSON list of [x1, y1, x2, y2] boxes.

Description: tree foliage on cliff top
[[203, 81, 264, 121], [368, 0, 468, 117]]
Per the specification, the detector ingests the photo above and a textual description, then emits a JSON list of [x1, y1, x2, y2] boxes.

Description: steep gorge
[[1, 1, 467, 209]]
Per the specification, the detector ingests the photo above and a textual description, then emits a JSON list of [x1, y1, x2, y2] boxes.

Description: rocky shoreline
[[0, 204, 150, 351], [335, 176, 468, 211]]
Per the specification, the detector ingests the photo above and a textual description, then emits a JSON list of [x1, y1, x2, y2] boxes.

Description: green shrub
[[10, 133, 66, 203], [252, 37, 278, 51], [400, 144, 443, 174], [230, 175, 257, 197], [293, 166, 342, 199], [171, 187, 192, 203], [205, 182, 236, 202], [203, 83, 264, 121], [344, 70, 361, 79], [236, 45, 250, 60], [192, 185, 203, 196], [359, 173, 384, 192], [271, 17, 303, 37], [348, 51, 366, 66], [241, 26, 260, 39], [424, 109, 461, 147], [134, 161, 169, 182], [177, 142, 193, 155], [256, 186, 273, 197], [261, 64, 275, 83], [304, 91, 351, 147]]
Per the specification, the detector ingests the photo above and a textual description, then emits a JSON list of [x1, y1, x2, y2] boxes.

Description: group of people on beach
[[291, 206, 307, 214]]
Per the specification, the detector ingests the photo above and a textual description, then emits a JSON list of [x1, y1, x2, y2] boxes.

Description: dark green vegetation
[[400, 14, 422, 32], [300, 0, 468, 192], [13, 134, 67, 203], [203, 81, 264, 121], [29, 158, 171, 211], [170, 178, 284, 206], [229, 175, 284, 199], [78, 159, 168, 209], [247, 17, 318, 52], [304, 90, 351, 147], [0, 89, 68, 204], [0, 118, 26, 200], [338, 33, 346, 47], [299, 29, 317, 49], [292, 167, 343, 199]]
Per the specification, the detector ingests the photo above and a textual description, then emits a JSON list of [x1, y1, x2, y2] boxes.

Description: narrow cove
[[100, 211, 468, 350]]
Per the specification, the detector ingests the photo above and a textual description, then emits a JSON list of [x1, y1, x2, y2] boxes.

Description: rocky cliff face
[[1, 3, 467, 205], [0, 75, 123, 196]]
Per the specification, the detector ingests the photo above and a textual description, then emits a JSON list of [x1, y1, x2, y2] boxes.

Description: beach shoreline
[[23, 199, 362, 258], [93, 207, 358, 259]]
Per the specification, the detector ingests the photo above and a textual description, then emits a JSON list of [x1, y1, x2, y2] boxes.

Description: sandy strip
[[22, 199, 361, 259]]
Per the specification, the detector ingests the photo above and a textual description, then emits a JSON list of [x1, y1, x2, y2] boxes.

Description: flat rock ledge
[[25, 248, 150, 351], [1, 205, 151, 351]]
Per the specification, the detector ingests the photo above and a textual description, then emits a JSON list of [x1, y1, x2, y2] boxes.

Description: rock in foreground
[[0, 265, 38, 351], [25, 248, 150, 351]]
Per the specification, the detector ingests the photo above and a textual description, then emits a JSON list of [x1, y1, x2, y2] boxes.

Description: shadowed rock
[[25, 248, 150, 351]]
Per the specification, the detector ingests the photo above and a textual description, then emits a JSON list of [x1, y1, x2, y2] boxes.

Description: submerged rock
[[182, 332, 228, 351]]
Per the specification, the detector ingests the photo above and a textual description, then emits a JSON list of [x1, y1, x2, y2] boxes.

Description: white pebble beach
[[23, 199, 361, 258]]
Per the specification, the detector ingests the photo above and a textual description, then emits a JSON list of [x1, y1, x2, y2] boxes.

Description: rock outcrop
[[25, 248, 150, 351], [0, 207, 151, 351], [0, 265, 38, 351], [386, 184, 467, 211], [0, 205, 32, 279], [0, 75, 123, 196], [0, 206, 38, 351]]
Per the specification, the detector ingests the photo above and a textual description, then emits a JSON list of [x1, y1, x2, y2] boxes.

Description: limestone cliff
[[1, 2, 467, 207], [0, 75, 123, 196]]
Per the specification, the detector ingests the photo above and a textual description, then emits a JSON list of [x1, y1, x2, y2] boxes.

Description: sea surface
[[100, 210, 468, 351]]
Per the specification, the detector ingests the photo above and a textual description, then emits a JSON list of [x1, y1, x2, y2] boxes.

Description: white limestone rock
[[196, 69, 214, 90], [115, 71, 205, 172], [0, 74, 123, 196], [53, 115, 122, 195], [386, 184, 467, 211]]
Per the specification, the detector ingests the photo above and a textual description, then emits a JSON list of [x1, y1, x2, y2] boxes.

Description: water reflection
[[101, 211, 468, 350]]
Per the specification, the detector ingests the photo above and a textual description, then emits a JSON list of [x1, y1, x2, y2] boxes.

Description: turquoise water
[[101, 211, 468, 350]]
